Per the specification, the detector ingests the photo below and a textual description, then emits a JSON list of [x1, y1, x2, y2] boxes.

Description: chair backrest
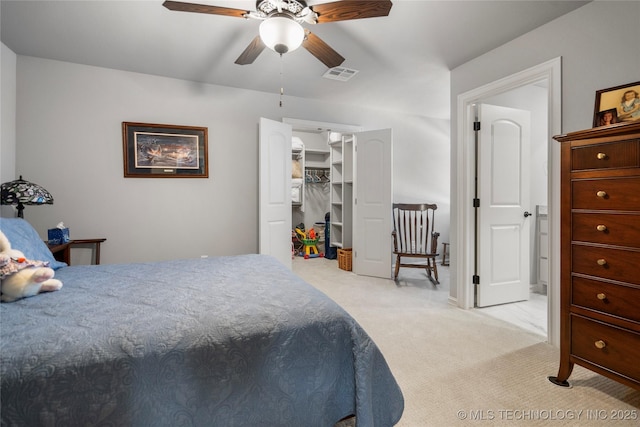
[[392, 203, 438, 255]]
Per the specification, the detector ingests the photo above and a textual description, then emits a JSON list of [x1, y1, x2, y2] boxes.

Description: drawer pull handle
[[596, 152, 607, 160], [596, 191, 607, 198], [596, 224, 607, 232], [597, 258, 607, 266], [597, 293, 607, 300], [594, 340, 606, 349]]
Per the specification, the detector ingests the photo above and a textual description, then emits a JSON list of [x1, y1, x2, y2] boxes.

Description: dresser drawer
[[572, 244, 640, 285], [572, 276, 640, 323], [572, 212, 640, 248], [571, 140, 639, 171], [573, 177, 640, 211], [571, 315, 640, 382]]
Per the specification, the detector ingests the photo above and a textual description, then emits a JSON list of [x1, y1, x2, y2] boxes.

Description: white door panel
[[490, 225, 521, 282], [353, 129, 392, 278], [491, 123, 521, 205], [361, 217, 385, 263], [477, 105, 531, 307], [259, 118, 292, 269]]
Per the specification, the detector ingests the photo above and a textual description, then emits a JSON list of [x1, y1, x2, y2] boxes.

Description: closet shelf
[[305, 148, 329, 154]]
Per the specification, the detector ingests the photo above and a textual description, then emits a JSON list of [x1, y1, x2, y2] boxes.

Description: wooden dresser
[[549, 122, 640, 390]]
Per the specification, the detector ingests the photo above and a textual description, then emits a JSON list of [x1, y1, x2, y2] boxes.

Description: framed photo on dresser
[[593, 81, 640, 127]]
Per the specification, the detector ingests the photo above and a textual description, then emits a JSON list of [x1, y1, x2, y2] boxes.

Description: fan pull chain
[[279, 53, 284, 107]]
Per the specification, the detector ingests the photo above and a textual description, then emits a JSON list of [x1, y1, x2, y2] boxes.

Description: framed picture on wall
[[593, 81, 640, 127], [122, 122, 208, 178]]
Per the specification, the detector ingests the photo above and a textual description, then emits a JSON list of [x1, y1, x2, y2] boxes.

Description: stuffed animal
[[0, 230, 62, 302]]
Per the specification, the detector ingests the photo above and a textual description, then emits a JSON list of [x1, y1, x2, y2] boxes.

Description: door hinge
[[473, 198, 480, 208], [473, 275, 480, 285], [473, 121, 481, 131]]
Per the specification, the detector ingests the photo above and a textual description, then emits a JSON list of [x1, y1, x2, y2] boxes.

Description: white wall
[[1, 43, 17, 218], [451, 1, 640, 135], [4, 54, 450, 264]]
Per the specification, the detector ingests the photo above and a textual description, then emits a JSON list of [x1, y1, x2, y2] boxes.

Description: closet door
[[259, 118, 292, 269], [353, 129, 393, 278]]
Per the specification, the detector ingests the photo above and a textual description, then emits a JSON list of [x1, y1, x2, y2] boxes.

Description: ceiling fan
[[163, 0, 393, 68]]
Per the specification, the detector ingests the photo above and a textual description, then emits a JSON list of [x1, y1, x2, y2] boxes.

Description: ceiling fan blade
[[235, 36, 266, 65], [162, 1, 249, 18], [311, 0, 392, 23], [302, 30, 345, 68]]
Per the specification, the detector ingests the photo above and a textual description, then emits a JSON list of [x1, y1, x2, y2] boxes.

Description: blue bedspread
[[1, 254, 403, 426]]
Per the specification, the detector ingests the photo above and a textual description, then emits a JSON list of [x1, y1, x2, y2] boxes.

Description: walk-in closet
[[287, 119, 393, 278], [291, 131, 332, 256]]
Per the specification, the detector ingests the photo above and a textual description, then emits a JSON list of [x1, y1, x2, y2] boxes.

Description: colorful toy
[[294, 228, 324, 259]]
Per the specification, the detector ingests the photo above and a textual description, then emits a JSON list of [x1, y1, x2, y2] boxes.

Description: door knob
[[524, 211, 532, 218]]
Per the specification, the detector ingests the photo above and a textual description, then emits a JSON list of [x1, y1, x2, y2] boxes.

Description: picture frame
[[122, 122, 208, 178], [594, 108, 619, 128], [593, 81, 640, 127]]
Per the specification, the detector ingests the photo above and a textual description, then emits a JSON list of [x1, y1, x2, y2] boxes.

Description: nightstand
[[47, 242, 71, 265], [48, 238, 106, 265]]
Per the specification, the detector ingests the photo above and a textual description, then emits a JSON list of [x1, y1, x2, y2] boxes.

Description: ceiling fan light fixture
[[259, 15, 304, 54]]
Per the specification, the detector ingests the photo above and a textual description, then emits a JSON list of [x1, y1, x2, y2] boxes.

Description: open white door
[[353, 129, 393, 278], [476, 105, 531, 307], [259, 118, 292, 269]]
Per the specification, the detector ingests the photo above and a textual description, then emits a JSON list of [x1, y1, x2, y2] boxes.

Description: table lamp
[[0, 176, 54, 218]]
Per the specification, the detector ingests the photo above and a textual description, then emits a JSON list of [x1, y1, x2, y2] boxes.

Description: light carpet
[[293, 257, 640, 426]]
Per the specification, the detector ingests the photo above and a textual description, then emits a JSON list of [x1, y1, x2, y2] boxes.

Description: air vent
[[323, 67, 359, 82]]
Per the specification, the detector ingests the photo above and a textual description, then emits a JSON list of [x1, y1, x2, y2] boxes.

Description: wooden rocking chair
[[392, 203, 440, 284]]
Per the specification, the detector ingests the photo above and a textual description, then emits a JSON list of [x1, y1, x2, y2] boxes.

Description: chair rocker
[[392, 203, 440, 284]]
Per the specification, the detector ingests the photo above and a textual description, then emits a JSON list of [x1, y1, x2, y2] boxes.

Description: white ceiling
[[1, 0, 589, 116]]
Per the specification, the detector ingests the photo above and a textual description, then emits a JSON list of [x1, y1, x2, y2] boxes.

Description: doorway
[[474, 97, 547, 337], [283, 117, 362, 267], [453, 58, 562, 346], [474, 104, 533, 308], [274, 118, 394, 279]]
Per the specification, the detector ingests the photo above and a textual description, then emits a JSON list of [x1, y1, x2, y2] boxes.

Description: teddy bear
[[0, 230, 63, 302]]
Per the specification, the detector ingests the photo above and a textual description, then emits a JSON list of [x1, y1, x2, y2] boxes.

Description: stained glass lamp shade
[[0, 176, 54, 218]]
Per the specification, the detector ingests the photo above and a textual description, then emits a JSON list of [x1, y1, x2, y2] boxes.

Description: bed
[[0, 218, 404, 426]]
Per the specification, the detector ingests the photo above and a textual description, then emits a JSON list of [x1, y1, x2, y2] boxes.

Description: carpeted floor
[[294, 257, 640, 426]]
